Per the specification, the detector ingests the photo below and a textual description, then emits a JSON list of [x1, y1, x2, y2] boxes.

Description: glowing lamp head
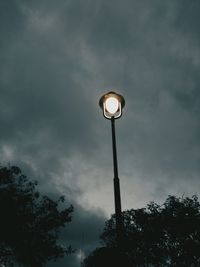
[[105, 97, 119, 114], [99, 91, 125, 119]]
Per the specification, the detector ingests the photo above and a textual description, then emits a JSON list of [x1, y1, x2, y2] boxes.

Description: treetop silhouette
[[85, 195, 200, 267], [0, 165, 73, 267]]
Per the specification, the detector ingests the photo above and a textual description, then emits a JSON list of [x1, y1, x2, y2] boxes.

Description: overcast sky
[[1, 0, 200, 266]]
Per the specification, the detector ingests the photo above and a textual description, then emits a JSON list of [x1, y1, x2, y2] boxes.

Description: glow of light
[[77, 249, 85, 261], [105, 97, 119, 114]]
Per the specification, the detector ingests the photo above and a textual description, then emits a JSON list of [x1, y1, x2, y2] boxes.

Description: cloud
[[1, 0, 200, 266]]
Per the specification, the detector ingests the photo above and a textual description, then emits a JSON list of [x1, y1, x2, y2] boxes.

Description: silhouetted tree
[[0, 165, 73, 267], [84, 247, 131, 267], [85, 195, 200, 267]]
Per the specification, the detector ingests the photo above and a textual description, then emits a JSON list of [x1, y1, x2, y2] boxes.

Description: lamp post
[[99, 91, 125, 249]]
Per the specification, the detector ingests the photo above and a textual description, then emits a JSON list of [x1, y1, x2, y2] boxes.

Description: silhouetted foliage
[[85, 195, 200, 267], [0, 165, 73, 267], [84, 247, 131, 267]]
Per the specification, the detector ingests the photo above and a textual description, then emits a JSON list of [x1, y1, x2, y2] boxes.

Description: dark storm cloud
[[45, 195, 106, 267], [1, 0, 200, 266], [0, 0, 98, 156]]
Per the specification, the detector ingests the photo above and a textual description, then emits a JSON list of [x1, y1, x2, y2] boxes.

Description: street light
[[99, 91, 125, 119], [99, 91, 125, 249]]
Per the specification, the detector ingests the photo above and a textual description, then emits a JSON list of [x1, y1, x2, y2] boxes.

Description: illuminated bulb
[[105, 97, 119, 114]]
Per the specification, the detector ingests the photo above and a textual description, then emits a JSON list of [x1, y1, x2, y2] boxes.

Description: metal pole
[[111, 117, 123, 248]]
